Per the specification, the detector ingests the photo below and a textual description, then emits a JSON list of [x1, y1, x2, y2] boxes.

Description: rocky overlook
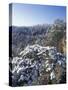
[[9, 44, 66, 86]]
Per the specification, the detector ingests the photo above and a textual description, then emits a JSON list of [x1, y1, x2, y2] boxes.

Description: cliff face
[[58, 36, 66, 55]]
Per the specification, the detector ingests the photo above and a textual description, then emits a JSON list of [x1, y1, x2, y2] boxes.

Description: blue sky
[[10, 3, 66, 26]]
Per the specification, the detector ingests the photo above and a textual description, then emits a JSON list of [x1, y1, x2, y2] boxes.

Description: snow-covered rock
[[10, 44, 66, 86], [50, 71, 55, 80]]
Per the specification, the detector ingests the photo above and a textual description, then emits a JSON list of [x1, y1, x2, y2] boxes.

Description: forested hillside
[[9, 19, 66, 56]]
